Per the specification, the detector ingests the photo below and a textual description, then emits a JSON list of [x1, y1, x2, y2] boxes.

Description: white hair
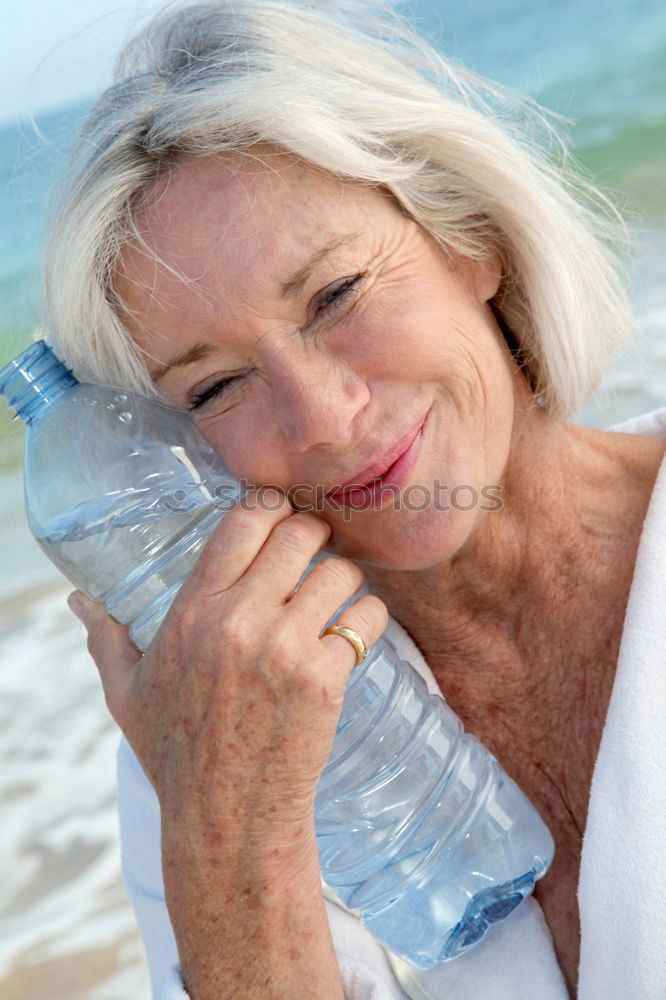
[[45, 0, 631, 418]]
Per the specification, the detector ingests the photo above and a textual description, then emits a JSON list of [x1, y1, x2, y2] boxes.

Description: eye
[[315, 273, 364, 314], [188, 375, 239, 412]]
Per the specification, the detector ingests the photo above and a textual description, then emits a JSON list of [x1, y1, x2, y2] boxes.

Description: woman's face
[[117, 153, 518, 569]]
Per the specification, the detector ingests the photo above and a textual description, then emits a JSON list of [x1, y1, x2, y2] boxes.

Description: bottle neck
[[0, 340, 79, 425]]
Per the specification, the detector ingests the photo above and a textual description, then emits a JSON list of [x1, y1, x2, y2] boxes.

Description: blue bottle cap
[[0, 340, 79, 424]]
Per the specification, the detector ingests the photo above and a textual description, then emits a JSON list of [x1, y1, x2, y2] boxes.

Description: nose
[[269, 342, 370, 452]]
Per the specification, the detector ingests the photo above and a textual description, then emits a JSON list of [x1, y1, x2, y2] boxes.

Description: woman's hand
[[69, 490, 387, 842], [67, 491, 388, 998]]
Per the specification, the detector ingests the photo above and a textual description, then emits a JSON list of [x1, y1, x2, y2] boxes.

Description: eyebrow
[[150, 231, 362, 382], [280, 232, 361, 300], [151, 342, 217, 384]]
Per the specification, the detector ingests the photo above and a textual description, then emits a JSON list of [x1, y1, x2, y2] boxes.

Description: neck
[[359, 407, 664, 804]]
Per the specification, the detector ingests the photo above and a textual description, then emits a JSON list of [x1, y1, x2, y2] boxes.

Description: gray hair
[[45, 0, 631, 418]]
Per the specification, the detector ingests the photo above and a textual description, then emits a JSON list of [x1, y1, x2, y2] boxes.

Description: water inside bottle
[[36, 489, 227, 646]]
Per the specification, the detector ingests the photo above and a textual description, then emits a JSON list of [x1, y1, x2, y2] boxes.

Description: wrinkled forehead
[[114, 150, 400, 318], [112, 150, 403, 352], [123, 151, 392, 273]]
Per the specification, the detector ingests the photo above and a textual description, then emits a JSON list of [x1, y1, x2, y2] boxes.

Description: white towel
[[578, 408, 666, 998]]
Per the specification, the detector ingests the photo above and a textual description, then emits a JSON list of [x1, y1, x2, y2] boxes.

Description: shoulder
[[607, 406, 666, 437]]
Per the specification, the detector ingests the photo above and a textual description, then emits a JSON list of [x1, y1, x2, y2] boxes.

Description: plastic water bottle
[[0, 340, 554, 968]]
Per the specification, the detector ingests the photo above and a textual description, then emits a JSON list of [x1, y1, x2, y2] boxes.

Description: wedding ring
[[323, 624, 367, 667]]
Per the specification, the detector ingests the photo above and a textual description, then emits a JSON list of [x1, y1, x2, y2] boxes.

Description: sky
[[0, 0, 168, 125]]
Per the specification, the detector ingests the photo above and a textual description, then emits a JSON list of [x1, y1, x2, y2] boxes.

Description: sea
[[0, 0, 665, 996]]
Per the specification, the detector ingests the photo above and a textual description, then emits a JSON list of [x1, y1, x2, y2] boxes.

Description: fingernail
[[67, 591, 85, 619]]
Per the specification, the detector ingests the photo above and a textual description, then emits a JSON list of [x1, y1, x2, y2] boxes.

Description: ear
[[463, 252, 502, 305]]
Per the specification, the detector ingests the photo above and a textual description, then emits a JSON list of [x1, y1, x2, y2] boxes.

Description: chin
[[324, 505, 478, 571]]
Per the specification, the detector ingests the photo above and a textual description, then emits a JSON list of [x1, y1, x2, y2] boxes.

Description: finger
[[320, 593, 389, 668], [67, 591, 142, 678], [178, 489, 297, 598], [240, 511, 332, 605], [68, 591, 142, 722], [287, 556, 366, 626]]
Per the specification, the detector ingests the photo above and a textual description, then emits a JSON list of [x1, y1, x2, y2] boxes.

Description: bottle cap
[[0, 340, 78, 423]]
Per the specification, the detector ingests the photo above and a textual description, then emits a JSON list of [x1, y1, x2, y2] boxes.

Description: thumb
[[67, 590, 142, 681]]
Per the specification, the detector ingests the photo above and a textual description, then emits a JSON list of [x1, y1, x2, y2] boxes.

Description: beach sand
[[0, 578, 151, 1000], [0, 929, 147, 1000]]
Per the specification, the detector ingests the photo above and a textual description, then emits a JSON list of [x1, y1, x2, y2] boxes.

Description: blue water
[[0, 103, 88, 352], [411, 0, 666, 222], [1, 0, 665, 586]]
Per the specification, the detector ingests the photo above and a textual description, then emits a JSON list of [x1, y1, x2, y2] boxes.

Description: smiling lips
[[326, 412, 428, 506]]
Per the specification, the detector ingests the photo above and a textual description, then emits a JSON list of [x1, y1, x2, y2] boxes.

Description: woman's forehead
[[117, 152, 402, 316], [115, 153, 402, 344], [135, 152, 390, 254]]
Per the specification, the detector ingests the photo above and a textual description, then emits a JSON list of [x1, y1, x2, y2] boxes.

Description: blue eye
[[188, 376, 236, 411], [317, 273, 364, 312]]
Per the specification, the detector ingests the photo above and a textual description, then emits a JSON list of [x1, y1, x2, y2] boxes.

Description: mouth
[[326, 409, 429, 507]]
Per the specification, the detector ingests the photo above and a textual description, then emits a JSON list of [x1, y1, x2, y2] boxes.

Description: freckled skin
[[79, 151, 666, 996]]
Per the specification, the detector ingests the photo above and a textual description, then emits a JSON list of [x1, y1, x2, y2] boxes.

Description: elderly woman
[[50, 1, 666, 998]]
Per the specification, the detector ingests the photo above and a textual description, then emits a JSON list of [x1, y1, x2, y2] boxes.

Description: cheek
[[342, 293, 447, 379], [195, 402, 290, 487], [368, 268, 493, 377]]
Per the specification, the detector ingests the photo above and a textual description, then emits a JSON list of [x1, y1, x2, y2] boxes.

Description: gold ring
[[323, 624, 367, 667]]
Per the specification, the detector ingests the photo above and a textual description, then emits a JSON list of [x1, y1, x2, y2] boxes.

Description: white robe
[[117, 408, 666, 999]]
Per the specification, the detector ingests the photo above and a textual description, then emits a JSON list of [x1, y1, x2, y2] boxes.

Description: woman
[[50, 1, 666, 997]]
